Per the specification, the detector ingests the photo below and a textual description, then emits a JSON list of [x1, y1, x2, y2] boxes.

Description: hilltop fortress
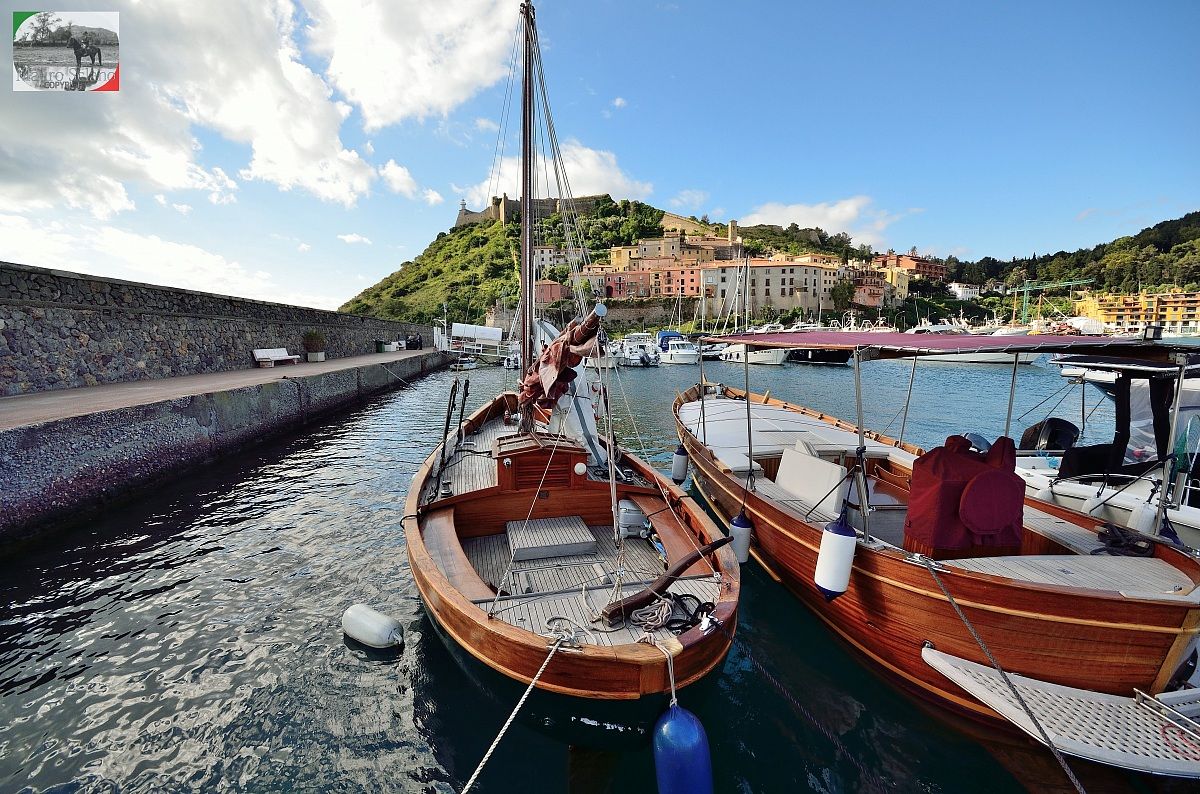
[[454, 194, 608, 227]]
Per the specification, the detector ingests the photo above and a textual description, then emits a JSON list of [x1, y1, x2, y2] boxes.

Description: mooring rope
[[461, 637, 564, 794], [918, 557, 1087, 794]]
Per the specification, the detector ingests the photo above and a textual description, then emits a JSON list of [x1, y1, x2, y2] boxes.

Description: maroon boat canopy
[[701, 331, 1178, 361]]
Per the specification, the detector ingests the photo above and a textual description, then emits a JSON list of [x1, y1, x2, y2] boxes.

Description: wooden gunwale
[[673, 382, 1200, 726], [405, 393, 739, 700]]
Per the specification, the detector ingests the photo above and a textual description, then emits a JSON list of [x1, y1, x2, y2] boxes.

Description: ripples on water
[[0, 361, 1127, 792]]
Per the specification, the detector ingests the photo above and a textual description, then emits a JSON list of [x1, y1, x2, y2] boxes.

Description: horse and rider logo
[[12, 11, 119, 92]]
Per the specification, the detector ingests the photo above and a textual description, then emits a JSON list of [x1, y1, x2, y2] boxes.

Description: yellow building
[[609, 245, 638, 271], [1075, 291, 1200, 335], [880, 266, 910, 300]]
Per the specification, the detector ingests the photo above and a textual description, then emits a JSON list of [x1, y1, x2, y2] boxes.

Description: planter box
[[307, 352, 326, 362]]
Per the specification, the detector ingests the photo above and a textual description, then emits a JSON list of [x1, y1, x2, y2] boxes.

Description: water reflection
[[0, 363, 1147, 792]]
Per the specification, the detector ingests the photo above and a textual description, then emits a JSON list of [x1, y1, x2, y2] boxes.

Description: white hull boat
[[719, 343, 789, 366]]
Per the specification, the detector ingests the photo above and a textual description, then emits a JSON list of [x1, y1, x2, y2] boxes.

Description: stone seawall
[[0, 261, 432, 396], [0, 350, 452, 543]]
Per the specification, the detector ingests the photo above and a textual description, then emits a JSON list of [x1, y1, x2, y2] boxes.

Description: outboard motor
[[1019, 418, 1080, 452], [962, 433, 992, 454]]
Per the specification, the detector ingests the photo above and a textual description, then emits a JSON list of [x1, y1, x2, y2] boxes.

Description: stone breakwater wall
[[0, 261, 433, 397], [0, 350, 452, 543]]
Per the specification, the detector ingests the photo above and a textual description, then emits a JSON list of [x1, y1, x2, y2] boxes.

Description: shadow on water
[[0, 363, 1182, 792]]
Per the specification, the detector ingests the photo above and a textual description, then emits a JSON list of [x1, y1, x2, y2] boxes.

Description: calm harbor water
[[4, 356, 1178, 793]]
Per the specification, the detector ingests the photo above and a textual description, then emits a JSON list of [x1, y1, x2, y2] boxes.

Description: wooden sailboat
[[675, 330, 1200, 778], [405, 2, 739, 748]]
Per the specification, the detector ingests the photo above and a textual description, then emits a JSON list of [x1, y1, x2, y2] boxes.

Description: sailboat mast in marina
[[404, 1, 740, 767]]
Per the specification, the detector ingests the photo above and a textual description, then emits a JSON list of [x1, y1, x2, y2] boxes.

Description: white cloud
[[741, 195, 918, 248], [171, 203, 193, 215], [363, 140, 375, 155], [612, 97, 627, 108], [423, 188, 445, 206], [457, 139, 651, 208], [669, 189, 709, 211], [381, 160, 418, 198], [0, 1, 370, 217], [0, 212, 338, 307], [338, 233, 373, 245], [305, 0, 515, 129], [475, 117, 500, 132], [297, 242, 311, 252], [154, 195, 167, 206]]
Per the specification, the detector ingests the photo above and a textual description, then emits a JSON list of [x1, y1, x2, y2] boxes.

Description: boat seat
[[775, 447, 849, 516], [423, 508, 496, 601], [507, 515, 597, 561], [708, 446, 763, 476]]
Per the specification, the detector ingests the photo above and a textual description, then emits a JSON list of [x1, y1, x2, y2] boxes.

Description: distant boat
[[449, 354, 478, 371], [661, 338, 701, 365], [719, 343, 789, 365], [903, 324, 1037, 364], [616, 332, 661, 367]]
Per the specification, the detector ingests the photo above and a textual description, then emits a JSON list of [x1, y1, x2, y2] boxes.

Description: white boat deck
[[945, 555, 1199, 601], [923, 647, 1200, 778], [678, 396, 912, 464]]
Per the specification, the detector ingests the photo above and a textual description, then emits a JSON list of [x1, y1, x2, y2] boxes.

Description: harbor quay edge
[[0, 350, 453, 546]]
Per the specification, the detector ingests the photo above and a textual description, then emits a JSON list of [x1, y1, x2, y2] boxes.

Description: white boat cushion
[[775, 447, 850, 515]]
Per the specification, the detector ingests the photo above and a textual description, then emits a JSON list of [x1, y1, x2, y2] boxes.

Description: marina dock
[[0, 348, 451, 543]]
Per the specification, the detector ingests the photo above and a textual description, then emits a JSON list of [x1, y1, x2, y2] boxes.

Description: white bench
[[252, 348, 301, 368]]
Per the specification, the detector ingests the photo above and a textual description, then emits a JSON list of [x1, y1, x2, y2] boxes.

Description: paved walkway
[[0, 349, 437, 431]]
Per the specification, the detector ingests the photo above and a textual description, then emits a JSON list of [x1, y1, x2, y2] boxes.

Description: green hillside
[[339, 196, 664, 324]]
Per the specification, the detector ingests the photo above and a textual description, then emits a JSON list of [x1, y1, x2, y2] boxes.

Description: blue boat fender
[[729, 510, 752, 564], [653, 704, 713, 794]]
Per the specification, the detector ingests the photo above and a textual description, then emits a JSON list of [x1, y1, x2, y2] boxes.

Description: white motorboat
[[661, 338, 701, 365], [1008, 359, 1200, 548], [718, 343, 790, 365], [904, 324, 1037, 364], [449, 354, 478, 371], [615, 332, 660, 367]]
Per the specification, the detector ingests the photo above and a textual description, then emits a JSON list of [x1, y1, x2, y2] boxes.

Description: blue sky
[[2, 0, 1197, 308]]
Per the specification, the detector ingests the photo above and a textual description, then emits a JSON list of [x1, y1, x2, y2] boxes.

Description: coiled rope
[[918, 556, 1086, 794]]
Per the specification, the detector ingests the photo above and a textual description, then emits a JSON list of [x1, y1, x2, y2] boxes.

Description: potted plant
[[302, 330, 326, 362]]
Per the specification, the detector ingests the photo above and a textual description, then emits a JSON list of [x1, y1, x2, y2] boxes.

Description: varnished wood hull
[[405, 394, 740, 746], [675, 384, 1200, 730]]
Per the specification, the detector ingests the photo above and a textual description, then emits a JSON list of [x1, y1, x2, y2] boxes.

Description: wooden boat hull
[[405, 393, 740, 747], [675, 384, 1200, 731]]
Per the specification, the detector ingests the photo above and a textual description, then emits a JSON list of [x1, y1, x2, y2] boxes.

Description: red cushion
[[959, 468, 1025, 542]]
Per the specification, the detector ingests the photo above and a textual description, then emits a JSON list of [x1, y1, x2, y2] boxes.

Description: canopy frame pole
[[698, 342, 707, 445], [853, 349, 871, 537], [1154, 355, 1189, 534], [743, 344, 755, 492], [1003, 353, 1019, 438], [898, 355, 918, 447]]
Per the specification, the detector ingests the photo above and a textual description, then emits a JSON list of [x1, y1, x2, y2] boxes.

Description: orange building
[[871, 253, 947, 281]]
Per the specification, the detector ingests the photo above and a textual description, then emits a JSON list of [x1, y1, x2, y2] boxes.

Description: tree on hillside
[[30, 12, 60, 42], [830, 279, 856, 312]]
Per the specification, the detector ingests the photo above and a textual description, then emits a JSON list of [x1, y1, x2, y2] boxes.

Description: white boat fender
[[671, 445, 689, 484], [814, 510, 857, 602], [1081, 495, 1105, 515], [1129, 501, 1159, 534], [342, 604, 404, 649], [729, 510, 752, 564]]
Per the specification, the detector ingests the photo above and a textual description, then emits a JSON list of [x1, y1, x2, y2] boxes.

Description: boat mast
[[519, 2, 536, 375]]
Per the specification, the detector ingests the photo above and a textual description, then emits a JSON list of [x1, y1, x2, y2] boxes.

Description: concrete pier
[[0, 349, 452, 543]]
